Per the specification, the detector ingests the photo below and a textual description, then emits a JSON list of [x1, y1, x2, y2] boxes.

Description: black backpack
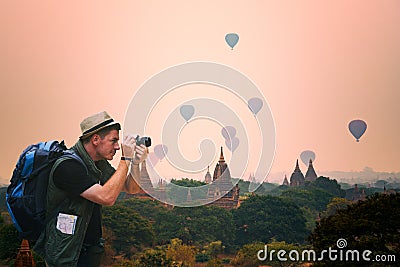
[[6, 140, 85, 241]]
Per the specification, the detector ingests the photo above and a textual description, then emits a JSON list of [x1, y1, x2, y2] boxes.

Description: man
[[34, 111, 147, 266]]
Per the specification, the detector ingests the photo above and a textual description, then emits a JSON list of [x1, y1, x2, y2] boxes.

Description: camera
[[135, 135, 152, 147]]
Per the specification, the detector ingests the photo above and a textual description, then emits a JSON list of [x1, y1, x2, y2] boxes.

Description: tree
[[102, 204, 155, 257], [310, 193, 400, 266], [233, 195, 308, 246], [170, 178, 206, 187], [230, 242, 265, 267], [173, 205, 235, 250], [165, 238, 196, 267], [205, 240, 224, 259], [167, 179, 208, 204], [309, 177, 346, 198], [0, 224, 20, 261], [137, 248, 172, 267], [324, 197, 352, 217], [119, 198, 181, 245]]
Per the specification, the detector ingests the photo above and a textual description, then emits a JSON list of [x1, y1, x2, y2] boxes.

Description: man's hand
[[121, 134, 136, 158], [132, 144, 148, 165]]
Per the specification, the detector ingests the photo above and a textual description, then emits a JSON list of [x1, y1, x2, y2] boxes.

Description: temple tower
[[290, 160, 305, 187], [282, 175, 289, 186], [204, 166, 212, 184], [305, 159, 318, 182]]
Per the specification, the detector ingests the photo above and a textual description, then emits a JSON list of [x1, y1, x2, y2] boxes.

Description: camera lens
[[144, 137, 151, 147]]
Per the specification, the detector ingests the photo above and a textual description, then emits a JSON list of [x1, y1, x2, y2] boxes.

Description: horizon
[[2, 163, 400, 187]]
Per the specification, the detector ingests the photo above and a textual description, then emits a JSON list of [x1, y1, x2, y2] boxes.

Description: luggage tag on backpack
[[56, 213, 78, 235]]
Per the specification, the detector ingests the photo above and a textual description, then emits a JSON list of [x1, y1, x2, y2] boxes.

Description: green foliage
[[102, 204, 155, 256], [300, 207, 318, 232], [204, 240, 223, 258], [137, 248, 172, 267], [310, 193, 400, 266], [280, 177, 346, 213], [172, 206, 235, 250], [233, 195, 308, 246], [0, 187, 7, 212], [115, 199, 235, 254], [206, 258, 223, 267], [119, 198, 180, 245], [230, 242, 265, 267], [231, 241, 307, 267], [32, 251, 46, 267], [166, 181, 208, 204], [323, 197, 352, 217], [309, 177, 346, 198], [260, 240, 307, 267], [165, 238, 196, 267], [195, 252, 210, 262], [222, 257, 231, 264], [235, 180, 279, 196], [170, 178, 206, 187], [136, 242, 194, 267], [112, 258, 137, 266], [266, 184, 290, 196], [0, 224, 20, 260]]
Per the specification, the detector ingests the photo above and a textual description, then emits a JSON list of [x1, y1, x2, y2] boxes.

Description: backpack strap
[[45, 152, 89, 225]]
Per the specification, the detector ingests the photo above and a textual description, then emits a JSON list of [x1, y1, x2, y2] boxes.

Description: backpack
[[6, 140, 85, 241]]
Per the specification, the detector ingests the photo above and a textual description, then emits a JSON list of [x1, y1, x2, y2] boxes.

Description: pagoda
[[207, 147, 240, 209], [290, 160, 305, 187], [305, 159, 318, 182]]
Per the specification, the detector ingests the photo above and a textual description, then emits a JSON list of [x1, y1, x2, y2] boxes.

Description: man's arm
[[81, 160, 129, 206], [80, 135, 146, 206], [123, 145, 147, 194], [123, 170, 141, 194]]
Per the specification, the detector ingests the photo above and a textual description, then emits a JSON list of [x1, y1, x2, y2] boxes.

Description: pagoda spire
[[295, 159, 300, 171], [14, 239, 35, 267], [219, 146, 225, 163], [205, 165, 212, 183], [282, 175, 289, 186]]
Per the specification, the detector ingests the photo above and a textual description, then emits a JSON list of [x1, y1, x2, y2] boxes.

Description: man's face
[[96, 130, 120, 160]]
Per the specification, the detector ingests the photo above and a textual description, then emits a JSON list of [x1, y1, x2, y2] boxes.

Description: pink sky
[[1, 1, 399, 185]]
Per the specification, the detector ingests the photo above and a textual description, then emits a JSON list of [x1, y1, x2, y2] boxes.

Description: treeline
[[1, 178, 399, 266], [99, 177, 346, 262]]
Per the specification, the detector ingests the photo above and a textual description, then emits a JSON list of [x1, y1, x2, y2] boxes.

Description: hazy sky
[[1, 1, 399, 185]]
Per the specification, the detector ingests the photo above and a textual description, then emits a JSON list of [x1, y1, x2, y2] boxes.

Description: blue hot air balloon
[[225, 33, 239, 49], [348, 119, 367, 142], [225, 137, 239, 152], [247, 97, 263, 115], [221, 126, 237, 140], [180, 105, 195, 122]]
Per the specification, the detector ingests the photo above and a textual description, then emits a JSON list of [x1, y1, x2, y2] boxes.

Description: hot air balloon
[[225, 33, 239, 49], [225, 137, 239, 152], [180, 105, 194, 122], [221, 126, 237, 140], [148, 152, 159, 166], [247, 97, 263, 115], [300, 150, 316, 166], [154, 144, 168, 160], [348, 119, 367, 142]]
